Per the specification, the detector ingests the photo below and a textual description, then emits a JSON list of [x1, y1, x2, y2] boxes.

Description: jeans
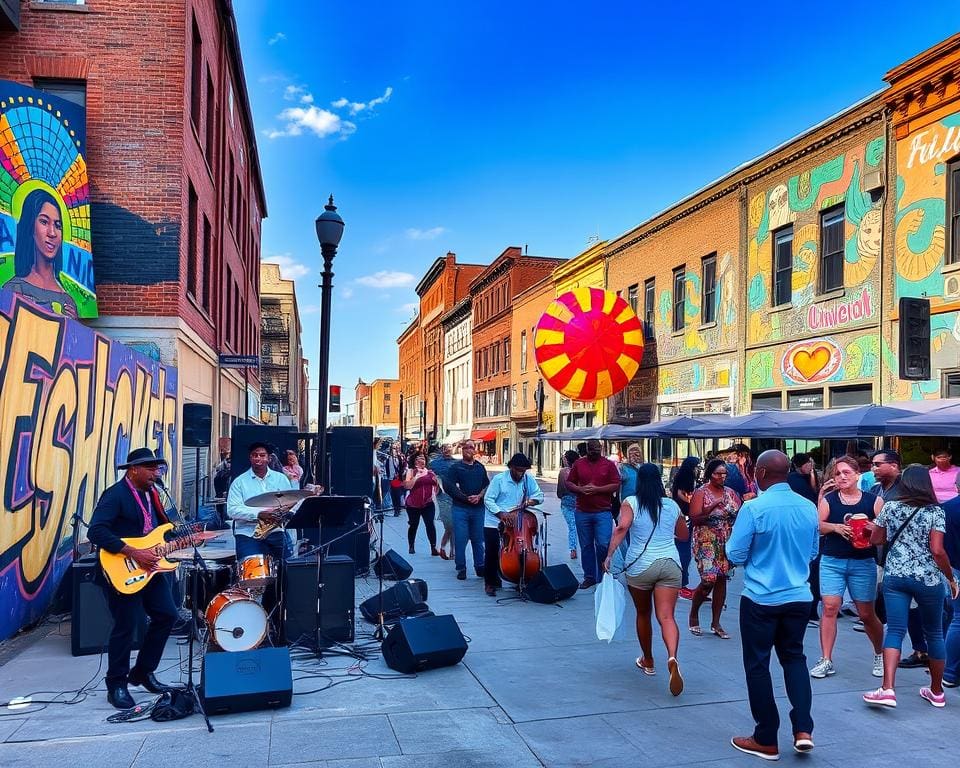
[[676, 535, 692, 588], [389, 483, 405, 513], [882, 576, 947, 660], [739, 597, 813, 747], [102, 573, 178, 686], [484, 526, 503, 588], [560, 495, 578, 551], [453, 504, 485, 575], [946, 568, 960, 683], [574, 510, 613, 583], [406, 502, 437, 550], [380, 478, 393, 510]]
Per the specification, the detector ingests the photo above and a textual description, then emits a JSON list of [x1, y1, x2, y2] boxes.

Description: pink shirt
[[929, 465, 960, 503]]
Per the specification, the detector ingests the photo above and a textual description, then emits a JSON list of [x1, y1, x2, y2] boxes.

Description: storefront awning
[[471, 429, 497, 442]]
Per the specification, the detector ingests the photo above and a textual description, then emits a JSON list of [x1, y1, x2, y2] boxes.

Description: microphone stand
[[372, 507, 387, 641], [158, 483, 213, 733]]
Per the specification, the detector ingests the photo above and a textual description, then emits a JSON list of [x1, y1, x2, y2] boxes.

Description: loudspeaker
[[71, 558, 148, 657], [295, 496, 370, 575], [373, 549, 413, 581], [200, 647, 293, 715], [330, 426, 374, 496], [899, 296, 931, 381], [183, 403, 213, 448], [230, 425, 298, 478], [381, 614, 468, 674], [523, 564, 579, 604], [359, 579, 429, 624], [284, 555, 355, 648]]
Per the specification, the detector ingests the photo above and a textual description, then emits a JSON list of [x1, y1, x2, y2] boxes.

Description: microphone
[[154, 475, 166, 489]]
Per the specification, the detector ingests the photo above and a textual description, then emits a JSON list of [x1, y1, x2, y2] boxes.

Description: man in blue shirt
[[483, 453, 544, 596], [726, 450, 819, 761]]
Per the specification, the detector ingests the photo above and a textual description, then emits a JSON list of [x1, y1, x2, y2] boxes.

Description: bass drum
[[204, 589, 268, 652]]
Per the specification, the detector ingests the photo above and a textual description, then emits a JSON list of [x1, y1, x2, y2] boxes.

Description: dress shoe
[[579, 578, 597, 590], [793, 733, 814, 753], [456, 569, 466, 580], [107, 684, 135, 710], [898, 651, 929, 669], [485, 585, 497, 597], [408, 545, 416, 554], [127, 670, 172, 694], [730, 735, 779, 761]]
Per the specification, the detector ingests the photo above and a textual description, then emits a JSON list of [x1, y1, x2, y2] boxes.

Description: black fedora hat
[[118, 447, 168, 469]]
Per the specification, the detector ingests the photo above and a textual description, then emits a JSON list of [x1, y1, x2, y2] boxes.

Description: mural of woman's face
[[33, 202, 62, 263], [857, 209, 881, 258], [767, 184, 789, 230]]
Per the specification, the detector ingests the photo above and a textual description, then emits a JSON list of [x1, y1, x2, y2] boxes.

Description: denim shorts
[[819, 555, 877, 602]]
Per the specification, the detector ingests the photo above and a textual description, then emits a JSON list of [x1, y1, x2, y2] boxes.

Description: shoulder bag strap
[[615, 503, 659, 575], [880, 505, 923, 566]]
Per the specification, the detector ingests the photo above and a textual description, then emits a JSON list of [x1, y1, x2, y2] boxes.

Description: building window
[[672, 267, 685, 332], [504, 337, 511, 372], [512, 385, 517, 408], [205, 68, 216, 167], [186, 183, 198, 299], [627, 284, 638, 314], [384, 393, 391, 401], [819, 206, 844, 293], [751, 392, 782, 411], [644, 279, 655, 340], [701, 254, 717, 325], [948, 158, 960, 265], [522, 381, 528, 409], [190, 16, 202, 129], [33, 77, 86, 107], [201, 214, 212, 311], [773, 226, 794, 307], [830, 384, 872, 408], [520, 331, 527, 372], [944, 371, 960, 398], [384, 405, 391, 415], [787, 388, 823, 410]]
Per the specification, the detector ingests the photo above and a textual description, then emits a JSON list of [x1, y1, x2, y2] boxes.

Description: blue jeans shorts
[[819, 555, 877, 603]]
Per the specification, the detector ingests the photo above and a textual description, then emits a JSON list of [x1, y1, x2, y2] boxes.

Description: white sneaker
[[872, 653, 883, 678], [810, 657, 836, 679]]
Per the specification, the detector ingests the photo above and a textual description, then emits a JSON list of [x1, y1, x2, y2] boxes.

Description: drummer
[[226, 441, 300, 564]]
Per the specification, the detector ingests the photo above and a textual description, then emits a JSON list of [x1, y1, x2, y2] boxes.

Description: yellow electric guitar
[[99, 523, 220, 595]]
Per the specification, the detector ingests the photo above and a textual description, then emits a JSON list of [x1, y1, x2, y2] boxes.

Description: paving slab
[[388, 706, 530, 755], [132, 723, 271, 768], [0, 733, 146, 768], [269, 714, 400, 763]]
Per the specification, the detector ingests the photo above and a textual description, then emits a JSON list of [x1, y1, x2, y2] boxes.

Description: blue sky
[[233, 2, 960, 421]]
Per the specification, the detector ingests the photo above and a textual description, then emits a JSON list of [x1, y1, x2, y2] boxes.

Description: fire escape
[[260, 306, 290, 419]]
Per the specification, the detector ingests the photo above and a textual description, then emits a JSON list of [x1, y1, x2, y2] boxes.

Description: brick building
[[470, 247, 564, 463], [260, 263, 307, 429], [354, 378, 400, 432], [0, 0, 267, 502], [397, 315, 422, 440], [441, 297, 472, 444], [415, 252, 483, 442]]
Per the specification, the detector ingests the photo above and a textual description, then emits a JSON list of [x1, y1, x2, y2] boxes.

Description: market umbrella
[[884, 402, 960, 437], [539, 424, 635, 441], [686, 410, 823, 438], [772, 403, 942, 439], [616, 414, 728, 438]]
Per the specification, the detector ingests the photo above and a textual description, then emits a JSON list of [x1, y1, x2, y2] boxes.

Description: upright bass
[[499, 482, 542, 585]]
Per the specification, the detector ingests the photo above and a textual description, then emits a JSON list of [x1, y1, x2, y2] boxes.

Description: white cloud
[[300, 93, 314, 104], [263, 253, 310, 280], [341, 286, 355, 299], [268, 32, 286, 45], [331, 86, 393, 116], [397, 302, 419, 315], [356, 270, 416, 289], [265, 106, 356, 140], [405, 226, 446, 241]]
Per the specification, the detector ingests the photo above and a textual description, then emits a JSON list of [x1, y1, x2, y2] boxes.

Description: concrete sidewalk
[[0, 487, 953, 767]]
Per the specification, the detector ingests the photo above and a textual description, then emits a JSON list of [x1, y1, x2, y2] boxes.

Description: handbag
[[877, 505, 923, 588]]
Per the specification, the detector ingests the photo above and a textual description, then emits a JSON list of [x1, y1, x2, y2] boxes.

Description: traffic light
[[898, 297, 931, 381], [329, 384, 341, 412]]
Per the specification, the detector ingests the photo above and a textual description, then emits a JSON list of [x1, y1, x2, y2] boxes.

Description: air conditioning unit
[[863, 170, 884, 194], [946, 274, 960, 300]]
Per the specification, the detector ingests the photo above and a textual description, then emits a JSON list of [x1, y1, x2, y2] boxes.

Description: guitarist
[[88, 448, 179, 710]]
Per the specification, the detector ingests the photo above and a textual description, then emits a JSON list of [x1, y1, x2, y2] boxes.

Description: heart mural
[[781, 339, 842, 384]]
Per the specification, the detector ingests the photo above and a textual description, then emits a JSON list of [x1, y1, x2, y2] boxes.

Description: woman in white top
[[604, 463, 689, 696]]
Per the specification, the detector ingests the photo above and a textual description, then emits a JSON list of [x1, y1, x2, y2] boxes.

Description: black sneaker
[[579, 578, 597, 590], [898, 651, 929, 669], [107, 684, 135, 710], [942, 678, 959, 688], [456, 570, 466, 580]]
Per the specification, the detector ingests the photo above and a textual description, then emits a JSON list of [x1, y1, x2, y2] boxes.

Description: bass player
[[88, 447, 179, 709]]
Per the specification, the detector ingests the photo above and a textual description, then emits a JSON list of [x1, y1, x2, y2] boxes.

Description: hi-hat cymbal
[[244, 489, 314, 508]]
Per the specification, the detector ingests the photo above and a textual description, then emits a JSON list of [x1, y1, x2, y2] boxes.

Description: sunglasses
[[871, 461, 893, 467]]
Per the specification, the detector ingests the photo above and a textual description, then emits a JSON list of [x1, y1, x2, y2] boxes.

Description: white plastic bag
[[594, 572, 626, 642]]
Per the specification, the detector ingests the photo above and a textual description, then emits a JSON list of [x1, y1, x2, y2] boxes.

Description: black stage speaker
[[295, 496, 370, 575], [329, 426, 374, 496], [523, 564, 579, 604], [200, 647, 293, 715], [183, 403, 213, 448], [71, 557, 148, 657], [230, 425, 298, 478], [359, 579, 429, 624], [899, 296, 931, 380], [373, 549, 413, 581], [284, 555, 356, 647], [381, 614, 468, 674]]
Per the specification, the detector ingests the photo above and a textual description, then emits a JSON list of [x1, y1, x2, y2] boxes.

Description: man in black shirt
[[447, 440, 490, 580]]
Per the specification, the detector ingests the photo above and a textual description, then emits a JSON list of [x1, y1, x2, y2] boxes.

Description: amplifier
[[71, 557, 147, 657]]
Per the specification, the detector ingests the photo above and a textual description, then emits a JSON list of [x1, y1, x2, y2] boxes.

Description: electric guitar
[[99, 523, 220, 595]]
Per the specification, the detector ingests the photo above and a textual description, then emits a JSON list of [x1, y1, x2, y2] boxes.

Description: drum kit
[[188, 488, 313, 652]]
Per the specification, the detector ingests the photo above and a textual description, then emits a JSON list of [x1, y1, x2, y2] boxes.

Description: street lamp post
[[314, 195, 345, 489]]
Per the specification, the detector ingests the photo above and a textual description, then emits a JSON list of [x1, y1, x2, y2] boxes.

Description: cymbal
[[244, 489, 314, 508]]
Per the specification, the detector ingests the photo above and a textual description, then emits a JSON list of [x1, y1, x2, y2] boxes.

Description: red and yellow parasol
[[534, 287, 644, 401]]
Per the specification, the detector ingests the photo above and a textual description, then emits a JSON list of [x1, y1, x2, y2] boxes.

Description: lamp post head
[[315, 195, 345, 248]]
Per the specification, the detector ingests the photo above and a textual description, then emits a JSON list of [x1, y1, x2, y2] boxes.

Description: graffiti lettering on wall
[[746, 334, 878, 393], [894, 111, 960, 304], [0, 291, 177, 641], [0, 81, 96, 319], [746, 138, 884, 345], [659, 358, 738, 397]]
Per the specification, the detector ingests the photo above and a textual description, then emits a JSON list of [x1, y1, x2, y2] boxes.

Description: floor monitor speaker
[[373, 549, 412, 581], [381, 614, 468, 674], [200, 647, 293, 715], [359, 579, 428, 624], [523, 564, 579, 604]]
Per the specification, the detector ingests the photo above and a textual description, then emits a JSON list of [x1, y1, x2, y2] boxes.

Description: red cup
[[847, 514, 871, 549]]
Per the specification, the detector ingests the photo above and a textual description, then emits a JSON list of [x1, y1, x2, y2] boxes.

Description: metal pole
[[316, 242, 336, 489], [535, 379, 544, 478], [244, 366, 249, 423]]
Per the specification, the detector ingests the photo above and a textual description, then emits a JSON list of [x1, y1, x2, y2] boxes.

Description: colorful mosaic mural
[[0, 81, 95, 318], [659, 356, 738, 398], [746, 138, 884, 345], [745, 333, 879, 392]]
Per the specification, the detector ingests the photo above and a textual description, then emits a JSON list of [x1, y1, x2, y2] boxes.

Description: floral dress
[[693, 485, 741, 583]]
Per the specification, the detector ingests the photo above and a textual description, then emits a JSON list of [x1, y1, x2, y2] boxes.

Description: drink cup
[[848, 513, 870, 549]]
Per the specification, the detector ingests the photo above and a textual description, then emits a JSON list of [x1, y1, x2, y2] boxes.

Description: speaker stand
[[372, 509, 388, 641], [187, 545, 214, 732]]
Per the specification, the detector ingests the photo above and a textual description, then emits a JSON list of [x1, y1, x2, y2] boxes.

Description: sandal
[[635, 657, 656, 676], [438, 550, 449, 560], [711, 626, 731, 640], [689, 626, 703, 637]]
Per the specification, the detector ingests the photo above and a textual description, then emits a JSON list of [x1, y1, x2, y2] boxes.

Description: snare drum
[[204, 588, 268, 652], [238, 554, 276, 587], [181, 562, 231, 610]]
